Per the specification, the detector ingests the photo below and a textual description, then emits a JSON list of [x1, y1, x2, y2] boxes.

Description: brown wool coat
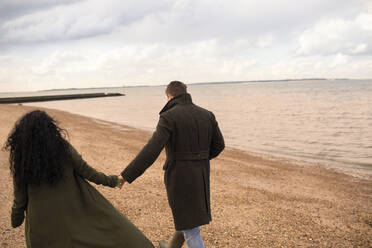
[[121, 93, 225, 231], [11, 146, 154, 248]]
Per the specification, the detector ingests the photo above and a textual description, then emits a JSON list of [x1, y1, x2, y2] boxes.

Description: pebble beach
[[0, 104, 371, 247]]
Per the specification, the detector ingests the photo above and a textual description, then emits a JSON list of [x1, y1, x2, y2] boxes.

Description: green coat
[[121, 93, 225, 231], [11, 146, 154, 248]]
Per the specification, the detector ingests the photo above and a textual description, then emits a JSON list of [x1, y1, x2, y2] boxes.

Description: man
[[119, 81, 225, 248]]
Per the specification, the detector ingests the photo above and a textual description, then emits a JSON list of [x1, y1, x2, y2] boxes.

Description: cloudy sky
[[0, 0, 371, 92]]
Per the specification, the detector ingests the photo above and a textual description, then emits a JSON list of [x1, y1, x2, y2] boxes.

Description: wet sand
[[0, 105, 371, 247]]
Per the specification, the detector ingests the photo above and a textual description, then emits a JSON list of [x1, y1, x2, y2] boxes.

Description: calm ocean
[[2, 79, 372, 175]]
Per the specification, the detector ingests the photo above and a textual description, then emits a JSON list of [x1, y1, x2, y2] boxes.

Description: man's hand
[[117, 176, 126, 189]]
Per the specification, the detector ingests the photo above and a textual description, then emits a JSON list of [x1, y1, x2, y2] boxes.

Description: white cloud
[[352, 43, 368, 54], [0, 0, 80, 22], [32, 51, 89, 75], [330, 53, 349, 68], [1, 0, 365, 46], [0, 0, 372, 92], [297, 12, 372, 56], [356, 13, 372, 31], [0, 40, 260, 90], [256, 34, 275, 48], [0, 0, 171, 44]]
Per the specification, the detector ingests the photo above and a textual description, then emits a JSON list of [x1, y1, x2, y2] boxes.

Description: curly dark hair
[[4, 110, 70, 187]]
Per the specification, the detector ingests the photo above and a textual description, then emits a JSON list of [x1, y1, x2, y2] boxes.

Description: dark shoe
[[159, 232, 184, 248]]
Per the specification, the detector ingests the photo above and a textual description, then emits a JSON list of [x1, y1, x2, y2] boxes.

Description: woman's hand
[[117, 176, 126, 189]]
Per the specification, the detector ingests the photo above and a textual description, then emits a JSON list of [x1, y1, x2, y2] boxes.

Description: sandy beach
[[0, 104, 371, 248]]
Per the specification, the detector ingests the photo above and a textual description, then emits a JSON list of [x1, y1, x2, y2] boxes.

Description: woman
[[5, 110, 154, 248]]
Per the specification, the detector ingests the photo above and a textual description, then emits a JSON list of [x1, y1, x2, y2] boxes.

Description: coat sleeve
[[209, 113, 225, 159], [70, 146, 118, 188], [11, 180, 28, 228], [121, 116, 171, 183]]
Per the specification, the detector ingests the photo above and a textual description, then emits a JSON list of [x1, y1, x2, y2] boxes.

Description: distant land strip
[[122, 78, 351, 88], [188, 78, 352, 86], [0, 93, 124, 104], [28, 78, 355, 92]]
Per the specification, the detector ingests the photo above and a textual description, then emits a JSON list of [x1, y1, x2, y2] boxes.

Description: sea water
[[2, 79, 371, 174]]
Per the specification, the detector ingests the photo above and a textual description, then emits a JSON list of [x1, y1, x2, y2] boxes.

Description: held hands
[[116, 176, 126, 189]]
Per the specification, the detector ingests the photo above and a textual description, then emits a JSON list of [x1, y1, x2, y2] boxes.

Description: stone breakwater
[[0, 93, 124, 104]]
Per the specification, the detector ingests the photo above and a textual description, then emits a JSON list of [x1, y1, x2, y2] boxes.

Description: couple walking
[[6, 81, 225, 248]]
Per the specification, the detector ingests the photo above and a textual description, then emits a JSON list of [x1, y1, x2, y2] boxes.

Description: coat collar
[[159, 93, 193, 114]]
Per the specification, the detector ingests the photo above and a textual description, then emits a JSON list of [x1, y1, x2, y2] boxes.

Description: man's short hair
[[166, 81, 187, 97]]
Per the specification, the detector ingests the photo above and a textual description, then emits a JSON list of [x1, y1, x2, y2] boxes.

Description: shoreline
[[94, 116, 372, 180], [28, 103, 372, 180], [16, 100, 372, 180], [1, 105, 371, 247]]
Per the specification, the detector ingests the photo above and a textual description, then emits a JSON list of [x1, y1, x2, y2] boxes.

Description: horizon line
[[1, 77, 371, 94]]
